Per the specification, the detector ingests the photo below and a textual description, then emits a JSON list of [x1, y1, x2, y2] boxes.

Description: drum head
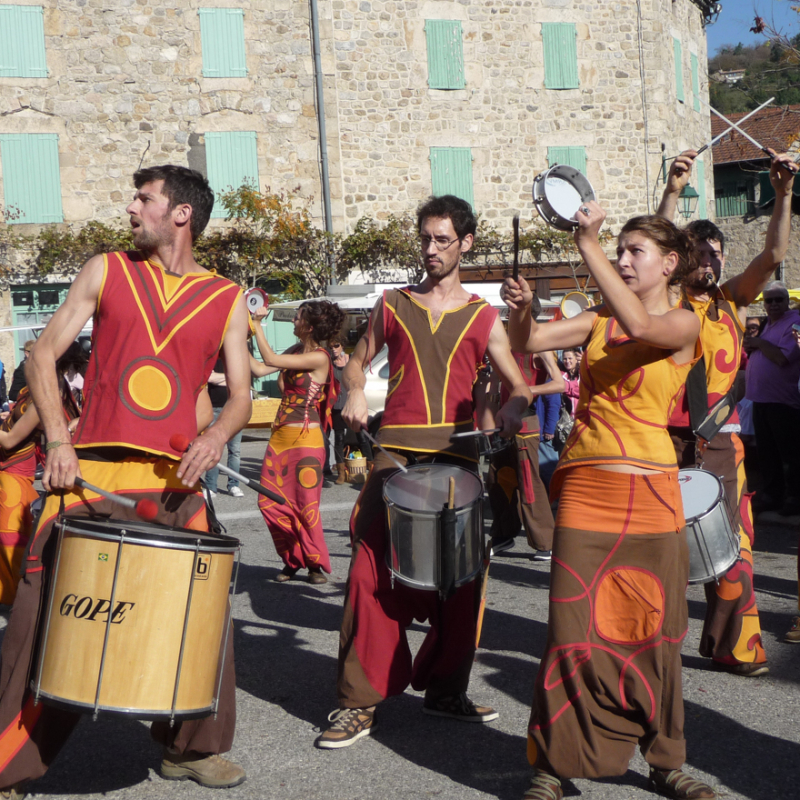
[[532, 165, 596, 231], [383, 465, 482, 513], [678, 469, 723, 519], [245, 288, 268, 313]]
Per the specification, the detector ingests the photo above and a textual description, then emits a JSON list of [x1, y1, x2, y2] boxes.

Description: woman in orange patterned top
[[0, 343, 83, 604], [503, 206, 717, 800], [252, 300, 345, 585]]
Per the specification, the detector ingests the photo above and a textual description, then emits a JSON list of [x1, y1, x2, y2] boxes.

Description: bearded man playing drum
[[0, 165, 252, 796], [658, 150, 797, 677], [315, 195, 530, 749]]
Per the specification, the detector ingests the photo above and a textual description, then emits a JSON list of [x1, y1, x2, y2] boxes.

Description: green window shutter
[[199, 8, 247, 78], [205, 131, 259, 218], [542, 23, 579, 90], [0, 6, 47, 78], [714, 181, 749, 218], [696, 157, 707, 219], [674, 37, 684, 103], [547, 146, 587, 175], [424, 20, 465, 90], [0, 133, 63, 224], [691, 52, 700, 112], [430, 147, 474, 209]]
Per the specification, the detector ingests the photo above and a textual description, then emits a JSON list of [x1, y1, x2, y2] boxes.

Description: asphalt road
[[3, 432, 799, 800]]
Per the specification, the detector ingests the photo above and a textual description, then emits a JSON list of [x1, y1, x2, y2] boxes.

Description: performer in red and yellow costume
[[658, 150, 797, 676], [0, 166, 252, 796], [250, 301, 345, 585], [315, 195, 530, 749], [504, 206, 718, 800], [0, 345, 83, 604]]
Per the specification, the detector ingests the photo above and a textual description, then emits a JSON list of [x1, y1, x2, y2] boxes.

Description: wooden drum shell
[[34, 519, 238, 719]]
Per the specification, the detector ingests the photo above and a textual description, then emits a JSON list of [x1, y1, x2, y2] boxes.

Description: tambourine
[[532, 164, 596, 231], [245, 288, 269, 314]]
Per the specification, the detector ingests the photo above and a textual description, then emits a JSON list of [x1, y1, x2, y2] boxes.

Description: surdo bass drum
[[32, 517, 240, 721], [383, 464, 484, 597], [678, 468, 740, 584]]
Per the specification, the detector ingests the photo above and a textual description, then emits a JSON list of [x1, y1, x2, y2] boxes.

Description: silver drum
[[678, 468, 740, 584], [383, 464, 483, 591]]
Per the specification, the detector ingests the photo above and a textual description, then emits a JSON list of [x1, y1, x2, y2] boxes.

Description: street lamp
[[678, 185, 700, 219]]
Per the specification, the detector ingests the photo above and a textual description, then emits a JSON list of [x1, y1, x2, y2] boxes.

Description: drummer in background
[[315, 194, 530, 749], [0, 165, 252, 796], [504, 207, 715, 799], [657, 149, 797, 677], [485, 342, 564, 560]]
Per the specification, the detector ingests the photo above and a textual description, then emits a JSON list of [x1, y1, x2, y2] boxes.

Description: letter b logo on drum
[[194, 555, 211, 581]]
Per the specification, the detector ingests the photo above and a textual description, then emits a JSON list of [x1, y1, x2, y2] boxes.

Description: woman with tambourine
[[502, 205, 717, 800]]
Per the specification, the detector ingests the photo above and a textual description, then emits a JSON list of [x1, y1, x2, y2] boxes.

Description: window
[[204, 131, 259, 218], [199, 8, 247, 78], [547, 146, 587, 175], [0, 5, 47, 78], [430, 147, 474, 209], [691, 52, 700, 112], [673, 37, 684, 103], [0, 133, 63, 224], [542, 23, 579, 90], [696, 157, 707, 219], [11, 283, 70, 360], [715, 181, 749, 218], [424, 20, 465, 89]]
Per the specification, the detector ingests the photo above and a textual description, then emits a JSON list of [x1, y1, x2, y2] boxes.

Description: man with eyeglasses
[[315, 195, 530, 749], [658, 150, 797, 679], [744, 281, 800, 518]]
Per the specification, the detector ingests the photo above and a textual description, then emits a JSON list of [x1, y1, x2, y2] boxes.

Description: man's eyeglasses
[[419, 235, 461, 251], [764, 297, 787, 304]]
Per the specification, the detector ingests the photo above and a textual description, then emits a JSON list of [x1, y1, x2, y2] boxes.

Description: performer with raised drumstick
[[0, 165, 252, 795], [658, 149, 797, 676], [503, 205, 717, 799], [315, 195, 531, 749]]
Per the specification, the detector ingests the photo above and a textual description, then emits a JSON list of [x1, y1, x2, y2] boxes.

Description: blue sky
[[706, 0, 800, 55]]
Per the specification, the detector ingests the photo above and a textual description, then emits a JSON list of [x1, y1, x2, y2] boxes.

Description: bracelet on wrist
[[45, 440, 65, 452]]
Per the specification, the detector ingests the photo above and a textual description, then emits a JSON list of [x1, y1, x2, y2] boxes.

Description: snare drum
[[33, 517, 240, 720], [383, 464, 483, 592], [532, 164, 596, 231], [678, 468, 740, 584]]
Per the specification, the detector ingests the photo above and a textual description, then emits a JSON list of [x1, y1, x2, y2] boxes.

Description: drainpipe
[[309, 0, 337, 286]]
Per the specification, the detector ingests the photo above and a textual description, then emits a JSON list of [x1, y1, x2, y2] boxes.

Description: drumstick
[[693, 97, 774, 157], [169, 434, 286, 505], [360, 429, 408, 473], [73, 477, 158, 521], [447, 476, 455, 510], [450, 427, 501, 440], [512, 214, 520, 282]]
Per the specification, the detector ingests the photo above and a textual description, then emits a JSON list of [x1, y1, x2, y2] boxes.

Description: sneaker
[[712, 660, 769, 677], [204, 488, 217, 500], [490, 536, 515, 556], [315, 707, 377, 749], [160, 751, 246, 789], [523, 770, 563, 800], [423, 691, 499, 723], [648, 767, 716, 799], [228, 486, 244, 498], [785, 617, 800, 643], [533, 549, 552, 562]]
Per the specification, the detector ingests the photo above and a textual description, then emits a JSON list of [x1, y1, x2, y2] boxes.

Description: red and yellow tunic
[[72, 251, 241, 459], [273, 346, 337, 431], [0, 388, 37, 478], [377, 288, 497, 460], [669, 285, 743, 427], [558, 307, 699, 474]]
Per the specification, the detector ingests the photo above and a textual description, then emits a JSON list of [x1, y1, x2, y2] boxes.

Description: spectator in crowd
[[0, 359, 7, 410], [560, 348, 581, 417], [329, 338, 350, 484], [534, 384, 561, 495], [744, 281, 800, 516], [8, 341, 34, 403], [202, 357, 245, 498], [786, 325, 800, 643]]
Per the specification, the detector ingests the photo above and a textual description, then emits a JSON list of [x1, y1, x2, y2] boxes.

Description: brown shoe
[[160, 751, 246, 788], [785, 616, 800, 643], [275, 566, 299, 583], [308, 568, 328, 585], [315, 706, 377, 749], [712, 660, 769, 677], [649, 768, 716, 799], [335, 463, 347, 485]]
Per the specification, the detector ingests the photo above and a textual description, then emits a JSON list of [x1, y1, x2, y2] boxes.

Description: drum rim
[[678, 467, 725, 520], [532, 164, 596, 231], [382, 463, 483, 513], [58, 517, 240, 552]]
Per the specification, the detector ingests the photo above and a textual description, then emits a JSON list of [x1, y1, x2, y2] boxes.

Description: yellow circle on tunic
[[128, 365, 172, 412]]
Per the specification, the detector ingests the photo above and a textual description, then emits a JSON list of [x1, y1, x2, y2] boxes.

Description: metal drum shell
[[678, 468, 740, 584], [532, 164, 596, 231], [383, 465, 483, 592], [33, 518, 239, 720]]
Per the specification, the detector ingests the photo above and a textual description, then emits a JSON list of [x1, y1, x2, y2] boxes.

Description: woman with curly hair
[[503, 207, 717, 800], [251, 300, 346, 585]]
